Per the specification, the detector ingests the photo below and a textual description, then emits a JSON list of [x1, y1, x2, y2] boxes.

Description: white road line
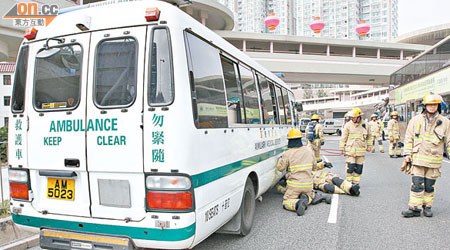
[[443, 159, 450, 165], [327, 194, 339, 224]]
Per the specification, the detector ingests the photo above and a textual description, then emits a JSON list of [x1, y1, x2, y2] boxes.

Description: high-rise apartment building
[[217, 0, 398, 41]]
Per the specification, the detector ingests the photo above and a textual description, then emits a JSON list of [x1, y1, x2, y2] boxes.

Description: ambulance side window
[[257, 75, 271, 124], [148, 28, 174, 106], [95, 37, 137, 107], [239, 65, 261, 124], [276, 86, 286, 124], [11, 46, 29, 113], [34, 44, 82, 111], [221, 56, 245, 125], [283, 89, 292, 124]]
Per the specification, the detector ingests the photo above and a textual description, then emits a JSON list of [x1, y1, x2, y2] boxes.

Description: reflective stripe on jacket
[[277, 146, 317, 190], [339, 120, 371, 156], [388, 119, 400, 139], [403, 113, 450, 168]]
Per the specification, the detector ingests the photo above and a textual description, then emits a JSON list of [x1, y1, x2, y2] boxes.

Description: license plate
[[47, 178, 75, 200]]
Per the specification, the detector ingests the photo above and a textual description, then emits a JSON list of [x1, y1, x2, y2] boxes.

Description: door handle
[[39, 170, 77, 177], [64, 158, 80, 168]]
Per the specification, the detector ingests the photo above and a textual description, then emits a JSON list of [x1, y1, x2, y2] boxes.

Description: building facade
[[0, 63, 14, 128], [217, 0, 398, 41]]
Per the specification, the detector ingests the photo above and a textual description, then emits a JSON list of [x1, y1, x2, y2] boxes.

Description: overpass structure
[[215, 31, 431, 86]]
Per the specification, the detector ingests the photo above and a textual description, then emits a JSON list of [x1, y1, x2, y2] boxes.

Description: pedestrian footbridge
[[216, 31, 431, 86]]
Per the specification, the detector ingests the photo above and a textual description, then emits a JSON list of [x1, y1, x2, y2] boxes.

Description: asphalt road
[[27, 135, 450, 250], [194, 135, 450, 250]]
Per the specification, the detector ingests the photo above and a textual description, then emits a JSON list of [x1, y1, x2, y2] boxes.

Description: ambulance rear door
[[86, 26, 147, 221], [28, 33, 91, 217]]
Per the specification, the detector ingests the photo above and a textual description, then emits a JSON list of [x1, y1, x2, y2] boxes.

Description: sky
[[398, 0, 450, 35]]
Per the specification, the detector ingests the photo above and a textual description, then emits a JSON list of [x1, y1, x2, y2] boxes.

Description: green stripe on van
[[191, 146, 287, 188], [12, 214, 195, 242]]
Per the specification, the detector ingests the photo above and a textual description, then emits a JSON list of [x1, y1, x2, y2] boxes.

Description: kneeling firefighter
[[339, 108, 372, 184], [307, 114, 324, 162], [276, 129, 331, 216], [401, 93, 450, 218], [368, 113, 385, 153]]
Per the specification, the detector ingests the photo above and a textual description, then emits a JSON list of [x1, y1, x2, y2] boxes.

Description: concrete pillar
[[243, 40, 246, 52], [270, 41, 273, 53], [299, 43, 303, 55], [377, 48, 380, 59], [200, 10, 208, 26], [400, 49, 404, 60], [327, 45, 330, 56], [352, 47, 356, 57]]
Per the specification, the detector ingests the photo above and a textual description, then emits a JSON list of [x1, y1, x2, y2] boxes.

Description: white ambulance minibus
[[8, 0, 297, 249]]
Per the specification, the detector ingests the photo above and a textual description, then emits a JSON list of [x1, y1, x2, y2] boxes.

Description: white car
[[323, 119, 344, 135]]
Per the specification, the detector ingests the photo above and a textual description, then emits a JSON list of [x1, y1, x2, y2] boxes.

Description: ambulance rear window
[[94, 38, 137, 107], [11, 45, 29, 113], [34, 44, 82, 111]]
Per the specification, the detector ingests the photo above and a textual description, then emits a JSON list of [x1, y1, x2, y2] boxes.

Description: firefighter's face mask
[[426, 103, 439, 114]]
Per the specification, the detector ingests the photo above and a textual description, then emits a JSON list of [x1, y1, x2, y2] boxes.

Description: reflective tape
[[287, 180, 313, 188], [288, 164, 313, 172], [413, 154, 442, 164]]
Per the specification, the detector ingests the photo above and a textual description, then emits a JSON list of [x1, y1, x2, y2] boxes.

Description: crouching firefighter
[[339, 108, 372, 184], [388, 111, 402, 157], [368, 113, 384, 153], [401, 93, 450, 218], [312, 162, 360, 196], [307, 114, 324, 162], [276, 129, 331, 216]]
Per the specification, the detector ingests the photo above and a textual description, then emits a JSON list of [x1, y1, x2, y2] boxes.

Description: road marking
[[444, 159, 450, 165], [327, 194, 339, 224]]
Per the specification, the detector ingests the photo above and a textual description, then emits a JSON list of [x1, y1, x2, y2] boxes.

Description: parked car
[[300, 118, 311, 132], [323, 119, 344, 135]]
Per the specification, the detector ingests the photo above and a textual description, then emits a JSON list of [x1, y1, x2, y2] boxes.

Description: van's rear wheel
[[337, 129, 341, 136], [239, 177, 255, 236]]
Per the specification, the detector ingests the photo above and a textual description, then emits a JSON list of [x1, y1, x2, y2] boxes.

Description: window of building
[[95, 38, 137, 107], [3, 75, 11, 85], [185, 32, 227, 128], [4, 96, 10, 106]]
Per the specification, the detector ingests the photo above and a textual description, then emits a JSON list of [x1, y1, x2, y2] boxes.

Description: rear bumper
[[40, 228, 134, 250], [12, 212, 196, 249]]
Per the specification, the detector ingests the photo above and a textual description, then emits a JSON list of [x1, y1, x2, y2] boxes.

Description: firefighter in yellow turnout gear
[[339, 108, 372, 184], [368, 114, 385, 153], [307, 114, 324, 162], [276, 129, 331, 216], [388, 111, 402, 157], [401, 93, 450, 218], [312, 162, 360, 196]]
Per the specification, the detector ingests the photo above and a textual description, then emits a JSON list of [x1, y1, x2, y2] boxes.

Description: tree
[[303, 88, 313, 99], [0, 126, 7, 163], [317, 89, 328, 98]]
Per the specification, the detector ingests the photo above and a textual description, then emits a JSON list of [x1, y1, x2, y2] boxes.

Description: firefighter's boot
[[311, 192, 331, 204], [349, 184, 360, 196], [401, 207, 421, 218], [423, 206, 433, 217], [296, 194, 309, 216]]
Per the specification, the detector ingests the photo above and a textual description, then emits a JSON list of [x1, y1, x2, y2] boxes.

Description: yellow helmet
[[423, 93, 442, 104], [311, 114, 320, 120], [350, 107, 363, 117], [390, 111, 398, 116], [371, 114, 378, 118], [287, 128, 302, 139]]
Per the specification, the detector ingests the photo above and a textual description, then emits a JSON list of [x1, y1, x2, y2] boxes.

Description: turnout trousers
[[345, 156, 365, 184], [408, 165, 441, 209]]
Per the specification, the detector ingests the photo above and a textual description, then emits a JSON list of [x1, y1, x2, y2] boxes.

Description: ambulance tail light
[[24, 28, 37, 40], [9, 169, 30, 200], [145, 175, 194, 211], [145, 8, 160, 22]]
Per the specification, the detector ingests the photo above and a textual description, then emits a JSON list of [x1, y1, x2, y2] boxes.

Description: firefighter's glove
[[389, 137, 394, 143], [324, 162, 333, 169], [398, 142, 404, 148], [400, 160, 412, 175]]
